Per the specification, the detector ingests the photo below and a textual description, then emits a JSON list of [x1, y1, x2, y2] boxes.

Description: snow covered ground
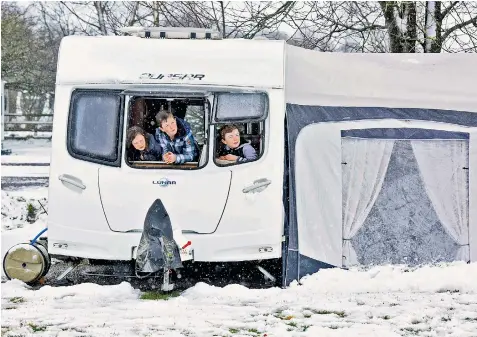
[[1, 263, 477, 337], [2, 139, 477, 336], [1, 138, 51, 165], [1, 188, 48, 231]]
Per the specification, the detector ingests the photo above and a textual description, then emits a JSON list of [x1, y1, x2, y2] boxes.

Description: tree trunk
[[7, 89, 17, 115], [220, 1, 226, 38], [380, 1, 404, 52], [380, 1, 418, 53], [153, 1, 160, 27], [430, 1, 442, 53], [93, 1, 108, 35], [404, 2, 417, 52]]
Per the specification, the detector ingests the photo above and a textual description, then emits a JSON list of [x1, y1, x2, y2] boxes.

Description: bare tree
[[286, 1, 477, 53]]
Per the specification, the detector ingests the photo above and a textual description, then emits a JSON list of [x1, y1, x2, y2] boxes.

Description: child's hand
[[224, 154, 238, 161], [163, 152, 176, 164]]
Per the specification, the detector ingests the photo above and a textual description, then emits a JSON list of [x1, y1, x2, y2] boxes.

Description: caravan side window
[[214, 122, 264, 166], [213, 92, 266, 166], [67, 90, 123, 166]]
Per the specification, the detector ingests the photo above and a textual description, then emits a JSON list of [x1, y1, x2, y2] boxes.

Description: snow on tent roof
[[285, 45, 477, 113], [56, 35, 285, 88]]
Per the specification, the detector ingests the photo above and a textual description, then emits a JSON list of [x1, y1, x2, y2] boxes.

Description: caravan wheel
[[3, 243, 51, 284]]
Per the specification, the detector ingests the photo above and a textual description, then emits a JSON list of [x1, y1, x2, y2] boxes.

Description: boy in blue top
[[217, 124, 257, 163], [154, 109, 199, 164]]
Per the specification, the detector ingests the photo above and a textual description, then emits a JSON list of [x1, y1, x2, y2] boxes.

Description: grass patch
[[329, 325, 339, 330], [140, 290, 181, 300], [10, 297, 25, 304], [317, 310, 346, 318], [303, 313, 312, 318], [411, 319, 421, 324], [303, 308, 346, 317], [401, 327, 431, 335], [437, 288, 460, 293], [381, 315, 391, 320], [441, 316, 451, 322], [26, 203, 37, 223], [226, 328, 261, 336], [286, 322, 297, 328], [389, 303, 399, 307], [302, 325, 311, 331], [464, 317, 477, 322], [272, 310, 294, 321], [3, 306, 17, 310], [28, 323, 47, 332]]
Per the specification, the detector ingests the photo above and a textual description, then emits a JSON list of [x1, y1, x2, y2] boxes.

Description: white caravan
[[3, 27, 477, 289]]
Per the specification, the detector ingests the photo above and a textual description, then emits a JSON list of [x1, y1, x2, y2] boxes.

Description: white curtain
[[342, 138, 395, 267], [411, 139, 470, 261]]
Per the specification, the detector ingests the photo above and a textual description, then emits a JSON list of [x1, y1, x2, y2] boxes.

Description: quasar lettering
[[139, 73, 205, 80]]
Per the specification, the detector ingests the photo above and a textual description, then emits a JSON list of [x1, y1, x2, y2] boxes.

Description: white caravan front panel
[[98, 166, 231, 234]]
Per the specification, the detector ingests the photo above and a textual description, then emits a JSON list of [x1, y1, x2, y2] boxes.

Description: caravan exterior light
[[119, 26, 221, 40]]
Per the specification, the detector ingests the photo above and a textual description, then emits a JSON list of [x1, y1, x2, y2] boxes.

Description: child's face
[[132, 134, 146, 151], [222, 128, 240, 149], [159, 116, 178, 139]]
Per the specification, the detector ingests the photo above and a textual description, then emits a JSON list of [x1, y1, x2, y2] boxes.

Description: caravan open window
[[67, 90, 123, 167], [212, 92, 267, 167], [214, 92, 268, 122], [214, 121, 264, 167], [125, 96, 208, 170]]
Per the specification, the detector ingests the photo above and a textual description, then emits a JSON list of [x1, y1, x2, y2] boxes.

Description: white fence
[[3, 114, 53, 132]]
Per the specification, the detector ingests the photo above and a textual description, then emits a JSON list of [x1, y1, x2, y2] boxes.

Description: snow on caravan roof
[[286, 45, 477, 113], [56, 35, 285, 88]]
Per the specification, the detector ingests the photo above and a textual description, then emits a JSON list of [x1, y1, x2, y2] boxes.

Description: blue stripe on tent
[[284, 250, 299, 285], [288, 105, 477, 127], [299, 254, 336, 279], [282, 115, 292, 288], [341, 128, 470, 139], [285, 253, 336, 285]]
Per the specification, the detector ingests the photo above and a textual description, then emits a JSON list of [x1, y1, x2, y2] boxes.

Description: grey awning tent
[[282, 46, 477, 286]]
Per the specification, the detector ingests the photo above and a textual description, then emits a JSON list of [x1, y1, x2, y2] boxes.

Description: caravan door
[[98, 95, 231, 234]]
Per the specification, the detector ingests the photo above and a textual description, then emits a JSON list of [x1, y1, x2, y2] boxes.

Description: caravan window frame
[[210, 91, 268, 167], [123, 94, 210, 171], [66, 89, 124, 167], [212, 91, 269, 123], [213, 121, 266, 168]]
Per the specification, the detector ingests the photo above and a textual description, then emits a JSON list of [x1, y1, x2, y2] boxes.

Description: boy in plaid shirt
[[154, 109, 199, 164]]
